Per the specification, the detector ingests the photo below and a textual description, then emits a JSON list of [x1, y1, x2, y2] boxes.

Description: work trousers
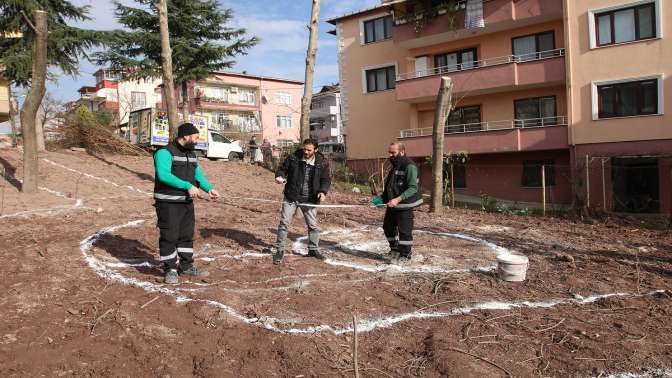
[[276, 200, 319, 258], [383, 208, 414, 257], [155, 201, 195, 271]]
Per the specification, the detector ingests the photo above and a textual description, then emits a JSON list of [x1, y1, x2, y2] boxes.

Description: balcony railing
[[397, 48, 565, 81], [399, 116, 567, 138]]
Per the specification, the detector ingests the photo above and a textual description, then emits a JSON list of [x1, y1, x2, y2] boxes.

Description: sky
[[2, 0, 380, 132], [47, 0, 380, 100]]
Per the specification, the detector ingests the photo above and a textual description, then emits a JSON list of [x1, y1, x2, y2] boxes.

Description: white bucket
[[497, 254, 529, 282]]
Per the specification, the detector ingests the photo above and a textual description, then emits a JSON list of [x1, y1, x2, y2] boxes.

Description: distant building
[[74, 69, 162, 126], [0, 70, 9, 123], [309, 85, 344, 144], [158, 71, 304, 146]]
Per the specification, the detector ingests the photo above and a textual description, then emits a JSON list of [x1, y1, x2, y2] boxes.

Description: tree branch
[[20, 11, 38, 33]]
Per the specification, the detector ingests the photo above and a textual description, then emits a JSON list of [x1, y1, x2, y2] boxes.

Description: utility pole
[[299, 0, 320, 141], [430, 77, 453, 213], [19, 10, 48, 194], [157, 0, 179, 138]]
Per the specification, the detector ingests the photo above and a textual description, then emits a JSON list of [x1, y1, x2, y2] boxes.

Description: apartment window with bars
[[363, 15, 392, 44], [277, 115, 292, 129], [596, 2, 656, 46], [522, 160, 555, 187], [365, 66, 396, 93], [512, 31, 556, 61], [598, 79, 658, 118], [239, 89, 256, 104], [434, 48, 477, 72], [514, 96, 557, 127]]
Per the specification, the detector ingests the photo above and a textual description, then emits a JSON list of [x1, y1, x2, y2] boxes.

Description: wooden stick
[[89, 308, 114, 335], [534, 318, 565, 333], [140, 295, 160, 309], [446, 347, 512, 377], [352, 313, 360, 378]]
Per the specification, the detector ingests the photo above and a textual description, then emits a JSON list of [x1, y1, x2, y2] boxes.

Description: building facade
[[329, 0, 670, 214], [75, 69, 162, 126], [0, 72, 9, 123], [166, 72, 303, 146], [310, 85, 344, 143]]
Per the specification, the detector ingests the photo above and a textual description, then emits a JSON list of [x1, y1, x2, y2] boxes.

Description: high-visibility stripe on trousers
[[155, 201, 195, 271], [383, 208, 414, 257]]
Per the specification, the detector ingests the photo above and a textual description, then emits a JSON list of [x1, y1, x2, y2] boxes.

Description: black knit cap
[[177, 123, 200, 138]]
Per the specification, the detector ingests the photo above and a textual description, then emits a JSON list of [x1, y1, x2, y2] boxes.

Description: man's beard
[[184, 142, 197, 150]]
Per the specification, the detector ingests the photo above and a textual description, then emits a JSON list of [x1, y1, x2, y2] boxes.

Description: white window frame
[[588, 0, 662, 49], [591, 74, 664, 120], [276, 115, 292, 129], [275, 92, 292, 105], [361, 62, 398, 94], [359, 12, 392, 45]]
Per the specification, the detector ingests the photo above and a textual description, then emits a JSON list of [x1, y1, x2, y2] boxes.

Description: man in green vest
[[381, 142, 422, 264], [154, 123, 220, 284]]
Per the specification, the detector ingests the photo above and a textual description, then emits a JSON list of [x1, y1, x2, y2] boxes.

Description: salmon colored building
[[328, 0, 671, 214]]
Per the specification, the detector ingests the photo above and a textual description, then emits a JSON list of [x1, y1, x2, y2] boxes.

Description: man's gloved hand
[[275, 177, 286, 184]]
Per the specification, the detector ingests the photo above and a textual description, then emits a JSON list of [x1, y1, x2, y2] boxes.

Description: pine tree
[[95, 0, 259, 113], [0, 0, 107, 86]]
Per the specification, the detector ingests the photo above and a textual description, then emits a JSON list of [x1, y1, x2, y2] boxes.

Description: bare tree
[[430, 77, 453, 214], [299, 0, 321, 141], [35, 92, 63, 151], [157, 0, 179, 138], [20, 10, 48, 193]]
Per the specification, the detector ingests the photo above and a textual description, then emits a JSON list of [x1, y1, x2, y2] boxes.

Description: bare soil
[[1, 148, 671, 377]]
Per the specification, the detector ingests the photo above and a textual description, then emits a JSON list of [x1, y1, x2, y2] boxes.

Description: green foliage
[[0, 0, 108, 86], [94, 0, 259, 86], [93, 110, 114, 127], [332, 162, 355, 183], [73, 105, 95, 124]]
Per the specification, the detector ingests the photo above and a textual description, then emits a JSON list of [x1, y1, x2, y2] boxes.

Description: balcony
[[194, 96, 258, 111], [391, 0, 563, 49], [399, 116, 568, 156], [310, 105, 338, 118], [396, 49, 565, 103]]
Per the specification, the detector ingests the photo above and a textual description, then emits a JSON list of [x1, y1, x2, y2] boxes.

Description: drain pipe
[[585, 155, 590, 208]]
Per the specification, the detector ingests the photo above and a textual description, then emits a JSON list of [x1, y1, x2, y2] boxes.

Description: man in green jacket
[[381, 142, 422, 264], [154, 123, 220, 284]]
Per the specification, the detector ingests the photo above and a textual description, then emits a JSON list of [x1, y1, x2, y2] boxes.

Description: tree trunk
[[36, 114, 45, 151], [20, 10, 48, 194], [8, 85, 18, 147], [157, 0, 179, 139], [430, 77, 453, 213], [299, 0, 321, 141]]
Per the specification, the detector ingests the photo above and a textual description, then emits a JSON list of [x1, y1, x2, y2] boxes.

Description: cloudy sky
[[46, 0, 380, 100]]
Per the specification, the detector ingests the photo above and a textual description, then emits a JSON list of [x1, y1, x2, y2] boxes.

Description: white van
[[205, 130, 244, 160]]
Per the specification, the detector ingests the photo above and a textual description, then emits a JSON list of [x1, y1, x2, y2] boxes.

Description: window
[[364, 15, 392, 44], [365, 66, 396, 93], [598, 79, 658, 118], [208, 87, 228, 101], [522, 160, 555, 187], [595, 3, 656, 46], [434, 48, 477, 73], [239, 88, 256, 104], [446, 105, 481, 133], [277, 139, 294, 148], [131, 92, 146, 108], [514, 96, 557, 127], [276, 92, 292, 105], [277, 115, 292, 129], [211, 132, 226, 143], [512, 31, 556, 61]]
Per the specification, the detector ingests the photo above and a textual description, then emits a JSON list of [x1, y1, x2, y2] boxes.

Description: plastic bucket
[[497, 254, 529, 282]]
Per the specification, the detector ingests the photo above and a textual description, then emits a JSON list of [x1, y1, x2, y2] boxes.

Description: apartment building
[[0, 71, 9, 123], [176, 72, 303, 146], [75, 69, 162, 126], [329, 0, 670, 214], [310, 85, 344, 143]]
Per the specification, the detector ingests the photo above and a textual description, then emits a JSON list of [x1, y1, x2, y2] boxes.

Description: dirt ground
[[0, 148, 671, 378]]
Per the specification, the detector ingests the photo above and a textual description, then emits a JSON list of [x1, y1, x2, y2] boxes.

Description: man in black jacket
[[273, 139, 331, 264], [382, 142, 422, 263]]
